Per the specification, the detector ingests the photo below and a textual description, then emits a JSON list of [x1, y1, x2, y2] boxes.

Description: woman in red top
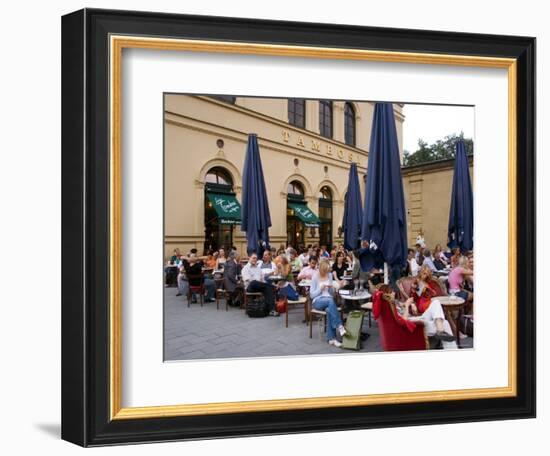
[[407, 266, 456, 346], [373, 283, 456, 349]]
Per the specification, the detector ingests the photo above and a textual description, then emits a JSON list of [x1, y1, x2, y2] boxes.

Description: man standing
[[241, 253, 278, 316]]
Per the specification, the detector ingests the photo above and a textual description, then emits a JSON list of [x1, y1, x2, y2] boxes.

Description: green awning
[[288, 201, 321, 227], [206, 192, 241, 225]]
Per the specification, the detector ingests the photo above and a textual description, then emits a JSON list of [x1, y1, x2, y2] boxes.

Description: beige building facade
[[402, 157, 474, 249], [164, 95, 405, 258]]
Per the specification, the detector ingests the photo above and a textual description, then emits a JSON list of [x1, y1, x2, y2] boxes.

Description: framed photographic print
[[61, 8, 536, 447]]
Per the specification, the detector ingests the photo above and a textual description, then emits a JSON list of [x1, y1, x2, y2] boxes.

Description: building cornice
[[165, 114, 368, 172]]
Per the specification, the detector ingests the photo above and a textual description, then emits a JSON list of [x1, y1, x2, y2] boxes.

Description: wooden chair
[[309, 307, 328, 339], [214, 277, 227, 311], [307, 299, 343, 339], [186, 273, 205, 307], [284, 296, 308, 328], [215, 288, 229, 311]]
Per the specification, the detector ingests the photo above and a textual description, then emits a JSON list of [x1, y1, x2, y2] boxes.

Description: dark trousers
[[247, 280, 275, 311]]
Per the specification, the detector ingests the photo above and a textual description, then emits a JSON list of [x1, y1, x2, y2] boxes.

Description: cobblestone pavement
[[163, 287, 381, 361], [163, 287, 472, 361]]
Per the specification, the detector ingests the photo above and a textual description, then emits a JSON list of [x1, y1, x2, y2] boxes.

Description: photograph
[[58, 6, 536, 446], [163, 95, 475, 360]]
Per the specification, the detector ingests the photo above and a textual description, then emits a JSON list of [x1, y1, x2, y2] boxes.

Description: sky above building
[[402, 104, 475, 154]]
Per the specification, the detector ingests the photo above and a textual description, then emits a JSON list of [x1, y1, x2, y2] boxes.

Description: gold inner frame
[[109, 35, 517, 420]]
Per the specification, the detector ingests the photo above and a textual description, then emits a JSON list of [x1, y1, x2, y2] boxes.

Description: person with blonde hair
[[277, 256, 299, 300], [406, 266, 457, 348], [447, 255, 474, 304], [310, 259, 347, 347]]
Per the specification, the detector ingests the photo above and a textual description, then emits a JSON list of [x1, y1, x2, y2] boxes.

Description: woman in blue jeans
[[310, 259, 347, 347]]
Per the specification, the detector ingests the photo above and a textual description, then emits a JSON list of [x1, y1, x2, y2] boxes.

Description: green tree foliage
[[403, 132, 473, 166]]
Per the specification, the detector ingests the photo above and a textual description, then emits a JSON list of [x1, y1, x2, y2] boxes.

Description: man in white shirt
[[259, 250, 277, 275], [298, 256, 318, 280], [259, 250, 278, 286], [241, 253, 278, 316]]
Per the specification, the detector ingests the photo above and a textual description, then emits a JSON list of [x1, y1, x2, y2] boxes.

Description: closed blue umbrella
[[342, 163, 363, 251], [241, 134, 271, 255], [447, 139, 473, 252], [361, 102, 408, 274]]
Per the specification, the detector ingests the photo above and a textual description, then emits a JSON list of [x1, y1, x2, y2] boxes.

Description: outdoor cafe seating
[[168, 242, 472, 352]]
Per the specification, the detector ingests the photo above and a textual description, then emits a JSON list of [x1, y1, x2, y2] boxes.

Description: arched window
[[205, 167, 233, 188], [318, 186, 332, 200], [287, 180, 305, 198], [318, 186, 333, 250], [288, 99, 306, 129], [344, 102, 356, 146], [319, 100, 333, 138]]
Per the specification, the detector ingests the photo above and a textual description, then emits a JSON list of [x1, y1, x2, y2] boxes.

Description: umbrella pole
[[384, 263, 389, 285]]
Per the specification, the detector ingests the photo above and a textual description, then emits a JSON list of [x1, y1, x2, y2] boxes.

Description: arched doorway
[[318, 186, 333, 249], [286, 180, 321, 250], [286, 181, 305, 249], [204, 167, 241, 254]]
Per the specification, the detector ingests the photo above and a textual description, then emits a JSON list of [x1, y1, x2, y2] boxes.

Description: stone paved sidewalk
[[163, 287, 381, 361]]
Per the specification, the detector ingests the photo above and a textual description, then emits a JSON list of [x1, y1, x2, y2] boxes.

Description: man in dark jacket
[[223, 251, 242, 306]]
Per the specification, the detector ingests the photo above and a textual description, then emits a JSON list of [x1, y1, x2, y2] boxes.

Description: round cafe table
[[437, 295, 466, 347], [338, 289, 373, 327], [267, 275, 285, 285]]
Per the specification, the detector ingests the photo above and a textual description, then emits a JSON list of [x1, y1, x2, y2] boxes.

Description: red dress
[[412, 283, 437, 314]]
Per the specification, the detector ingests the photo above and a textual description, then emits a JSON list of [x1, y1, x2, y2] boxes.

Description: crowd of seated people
[[165, 239, 474, 348]]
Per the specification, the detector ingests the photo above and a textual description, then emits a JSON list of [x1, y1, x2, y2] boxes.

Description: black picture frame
[[62, 8, 536, 447]]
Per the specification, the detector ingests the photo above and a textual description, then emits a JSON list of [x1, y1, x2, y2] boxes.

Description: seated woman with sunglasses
[[401, 266, 457, 349], [310, 259, 347, 347]]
